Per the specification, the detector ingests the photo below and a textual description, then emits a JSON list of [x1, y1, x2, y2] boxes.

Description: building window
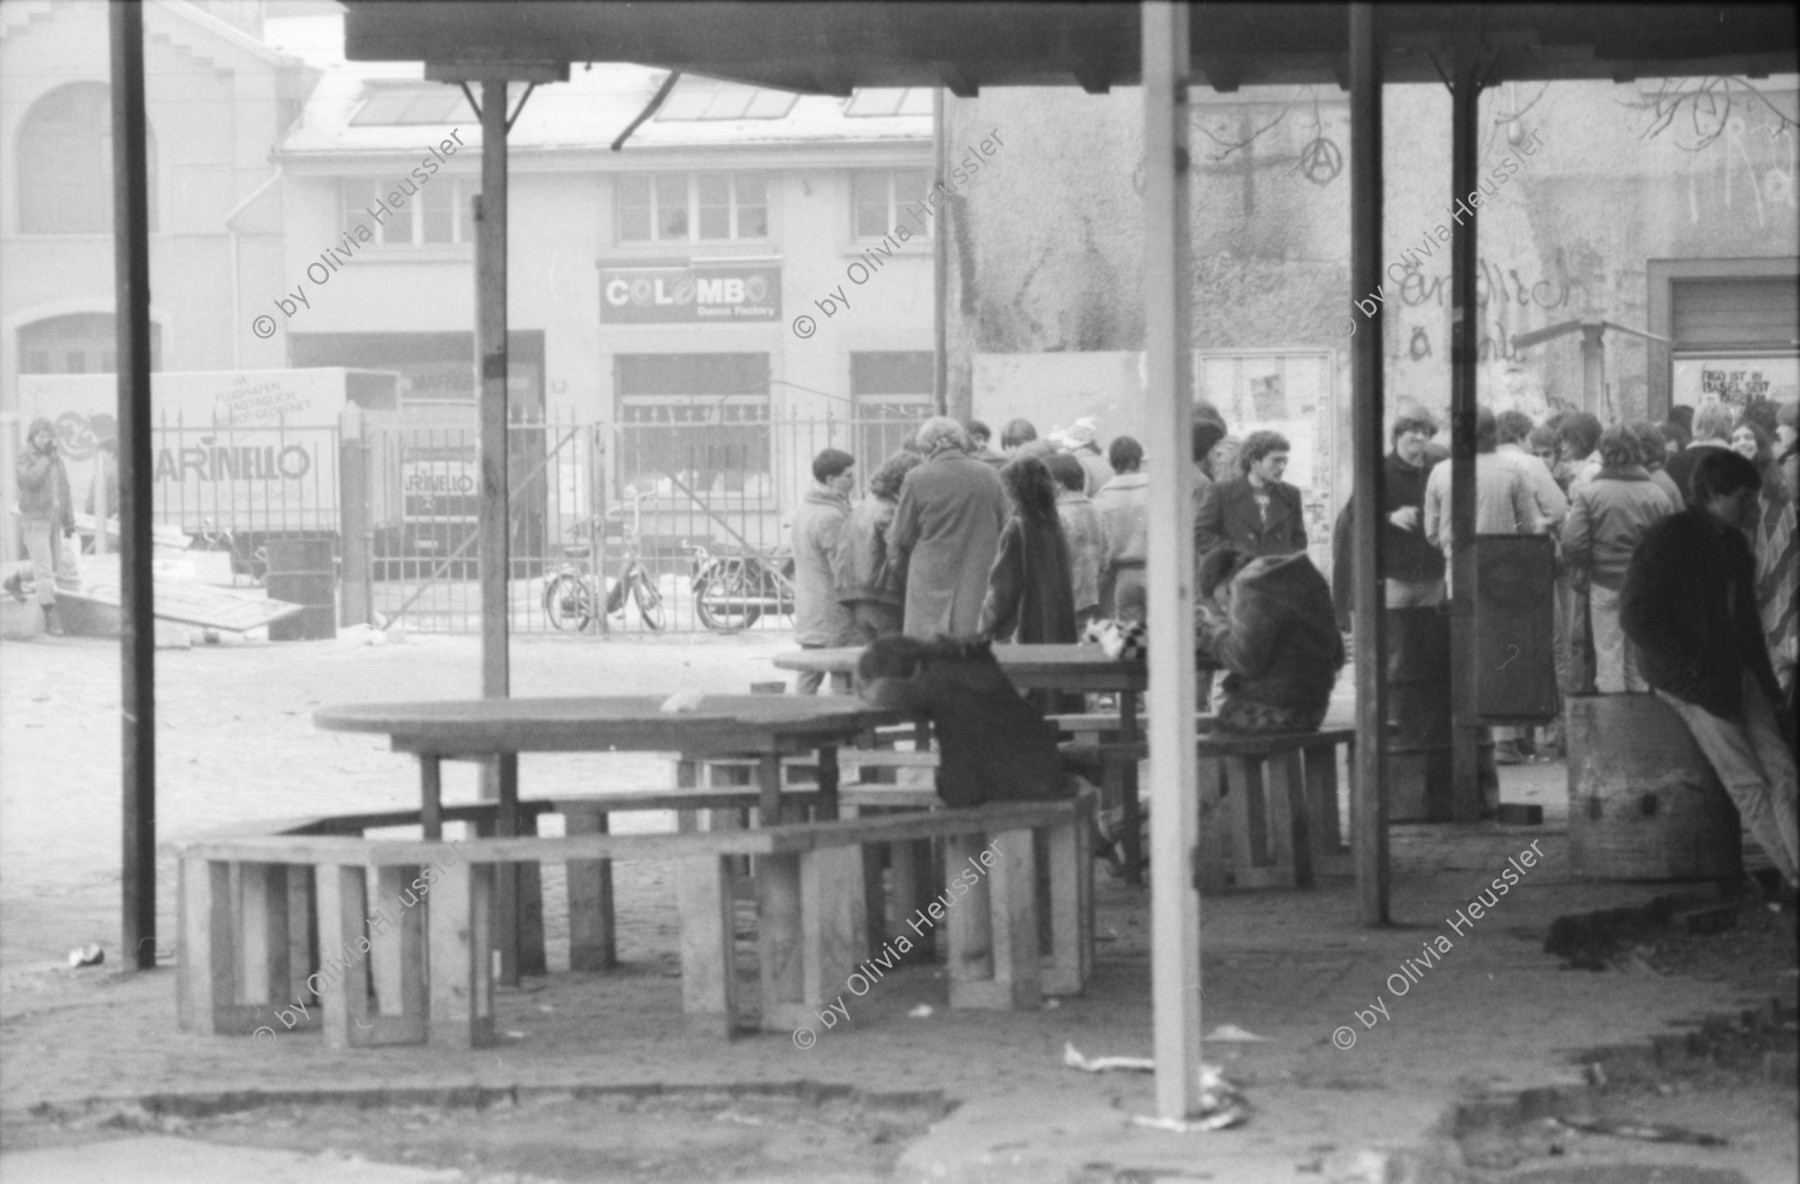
[[17, 83, 158, 233], [653, 75, 797, 121], [850, 352, 934, 466], [617, 173, 766, 243], [844, 88, 934, 118], [340, 178, 470, 246], [19, 313, 161, 374], [615, 354, 772, 500], [852, 169, 930, 239]]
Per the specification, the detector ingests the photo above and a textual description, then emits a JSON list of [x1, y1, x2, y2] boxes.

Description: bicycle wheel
[[632, 569, 666, 631], [543, 572, 596, 633], [694, 568, 762, 632]]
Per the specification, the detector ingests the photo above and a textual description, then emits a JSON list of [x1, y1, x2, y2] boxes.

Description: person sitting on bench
[[1196, 546, 1345, 734], [855, 634, 1084, 807]]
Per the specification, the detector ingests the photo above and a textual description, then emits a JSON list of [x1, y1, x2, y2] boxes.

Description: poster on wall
[[1671, 355, 1799, 408], [1194, 351, 1336, 574]]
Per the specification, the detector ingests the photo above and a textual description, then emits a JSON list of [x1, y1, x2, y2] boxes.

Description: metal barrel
[[1567, 693, 1742, 881], [266, 537, 338, 641], [1385, 605, 1453, 822]]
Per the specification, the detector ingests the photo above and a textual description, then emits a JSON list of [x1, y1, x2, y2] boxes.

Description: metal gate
[[353, 404, 932, 634]]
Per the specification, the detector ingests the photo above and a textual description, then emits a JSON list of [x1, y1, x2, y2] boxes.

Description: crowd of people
[[791, 403, 1345, 738]]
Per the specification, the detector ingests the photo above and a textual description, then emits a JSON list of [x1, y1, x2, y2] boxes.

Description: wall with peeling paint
[[943, 77, 1798, 486]]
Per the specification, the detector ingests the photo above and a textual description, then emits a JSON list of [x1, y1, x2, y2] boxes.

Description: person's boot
[[42, 604, 65, 637]]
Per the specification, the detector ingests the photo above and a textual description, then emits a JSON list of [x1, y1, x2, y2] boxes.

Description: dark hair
[[1595, 425, 1638, 469], [1660, 420, 1691, 452], [1108, 435, 1144, 472], [1731, 418, 1781, 492], [1474, 407, 1498, 454], [999, 418, 1038, 450], [1495, 410, 1534, 446], [1197, 546, 1253, 599], [1690, 448, 1761, 503], [1238, 430, 1290, 470], [811, 447, 855, 484], [1391, 411, 1439, 443], [1740, 398, 1779, 438], [869, 451, 922, 501], [1668, 404, 1695, 433], [1557, 411, 1602, 459], [1192, 400, 1228, 462], [966, 420, 991, 441], [1527, 423, 1559, 454], [1044, 453, 1086, 493], [1000, 456, 1060, 523], [1627, 421, 1667, 470]]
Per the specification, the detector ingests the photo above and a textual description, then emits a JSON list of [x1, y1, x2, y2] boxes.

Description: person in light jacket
[[14, 417, 80, 636], [833, 451, 921, 644], [790, 447, 857, 693], [889, 417, 1009, 638], [1045, 453, 1105, 629], [1560, 426, 1677, 693], [1094, 436, 1149, 622]]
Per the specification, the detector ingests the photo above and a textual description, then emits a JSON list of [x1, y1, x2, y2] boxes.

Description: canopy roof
[[342, 2, 1797, 94]]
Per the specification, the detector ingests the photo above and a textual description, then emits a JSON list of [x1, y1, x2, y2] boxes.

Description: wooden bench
[[1195, 726, 1353, 892], [167, 794, 1093, 1049]]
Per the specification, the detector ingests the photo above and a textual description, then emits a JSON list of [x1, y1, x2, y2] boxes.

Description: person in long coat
[[888, 417, 1008, 638], [833, 451, 922, 643], [979, 455, 1077, 645]]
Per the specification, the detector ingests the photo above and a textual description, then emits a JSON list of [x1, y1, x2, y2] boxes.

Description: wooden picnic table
[[314, 694, 909, 834]]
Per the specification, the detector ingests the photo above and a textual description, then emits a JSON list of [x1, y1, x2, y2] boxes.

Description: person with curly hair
[[1196, 545, 1345, 734], [979, 455, 1077, 645]]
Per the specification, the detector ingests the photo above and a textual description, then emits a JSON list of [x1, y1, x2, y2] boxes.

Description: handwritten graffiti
[[52, 411, 116, 462], [1394, 258, 1591, 313]]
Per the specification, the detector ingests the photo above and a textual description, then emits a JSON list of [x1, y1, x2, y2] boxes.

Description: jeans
[[1659, 673, 1800, 887], [1384, 578, 1445, 608], [1588, 584, 1647, 693], [21, 519, 79, 607]]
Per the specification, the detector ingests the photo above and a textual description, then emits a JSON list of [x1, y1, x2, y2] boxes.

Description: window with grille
[[850, 352, 934, 467], [615, 354, 773, 500]]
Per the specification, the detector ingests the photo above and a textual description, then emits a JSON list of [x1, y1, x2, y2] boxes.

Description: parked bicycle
[[683, 538, 796, 632], [542, 494, 665, 632]]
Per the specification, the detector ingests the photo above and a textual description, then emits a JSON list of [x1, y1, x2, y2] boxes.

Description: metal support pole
[[1349, 3, 1390, 925], [1142, 0, 1202, 1121], [111, 0, 158, 970], [475, 79, 521, 984], [933, 86, 951, 418], [1448, 50, 1483, 822]]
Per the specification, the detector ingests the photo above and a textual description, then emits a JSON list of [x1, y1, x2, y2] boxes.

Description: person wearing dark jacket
[[833, 451, 921, 643], [979, 456, 1077, 645], [855, 635, 1077, 808], [1198, 546, 1346, 734], [1620, 449, 1799, 890], [1195, 429, 1308, 560], [1331, 411, 1445, 624]]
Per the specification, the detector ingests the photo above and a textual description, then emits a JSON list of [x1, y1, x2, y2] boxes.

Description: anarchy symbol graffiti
[[1297, 136, 1343, 186]]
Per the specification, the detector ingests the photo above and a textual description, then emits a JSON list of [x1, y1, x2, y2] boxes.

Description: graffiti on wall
[[1686, 112, 1798, 227]]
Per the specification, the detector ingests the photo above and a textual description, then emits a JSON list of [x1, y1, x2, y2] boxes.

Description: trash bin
[[1386, 605, 1452, 822], [1567, 693, 1742, 880], [266, 537, 337, 641]]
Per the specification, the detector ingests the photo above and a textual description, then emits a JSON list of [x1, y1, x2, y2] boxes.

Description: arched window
[[16, 83, 158, 234], [19, 313, 161, 375]]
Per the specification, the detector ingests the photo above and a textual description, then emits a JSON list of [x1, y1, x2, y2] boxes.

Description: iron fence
[[357, 404, 933, 634]]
